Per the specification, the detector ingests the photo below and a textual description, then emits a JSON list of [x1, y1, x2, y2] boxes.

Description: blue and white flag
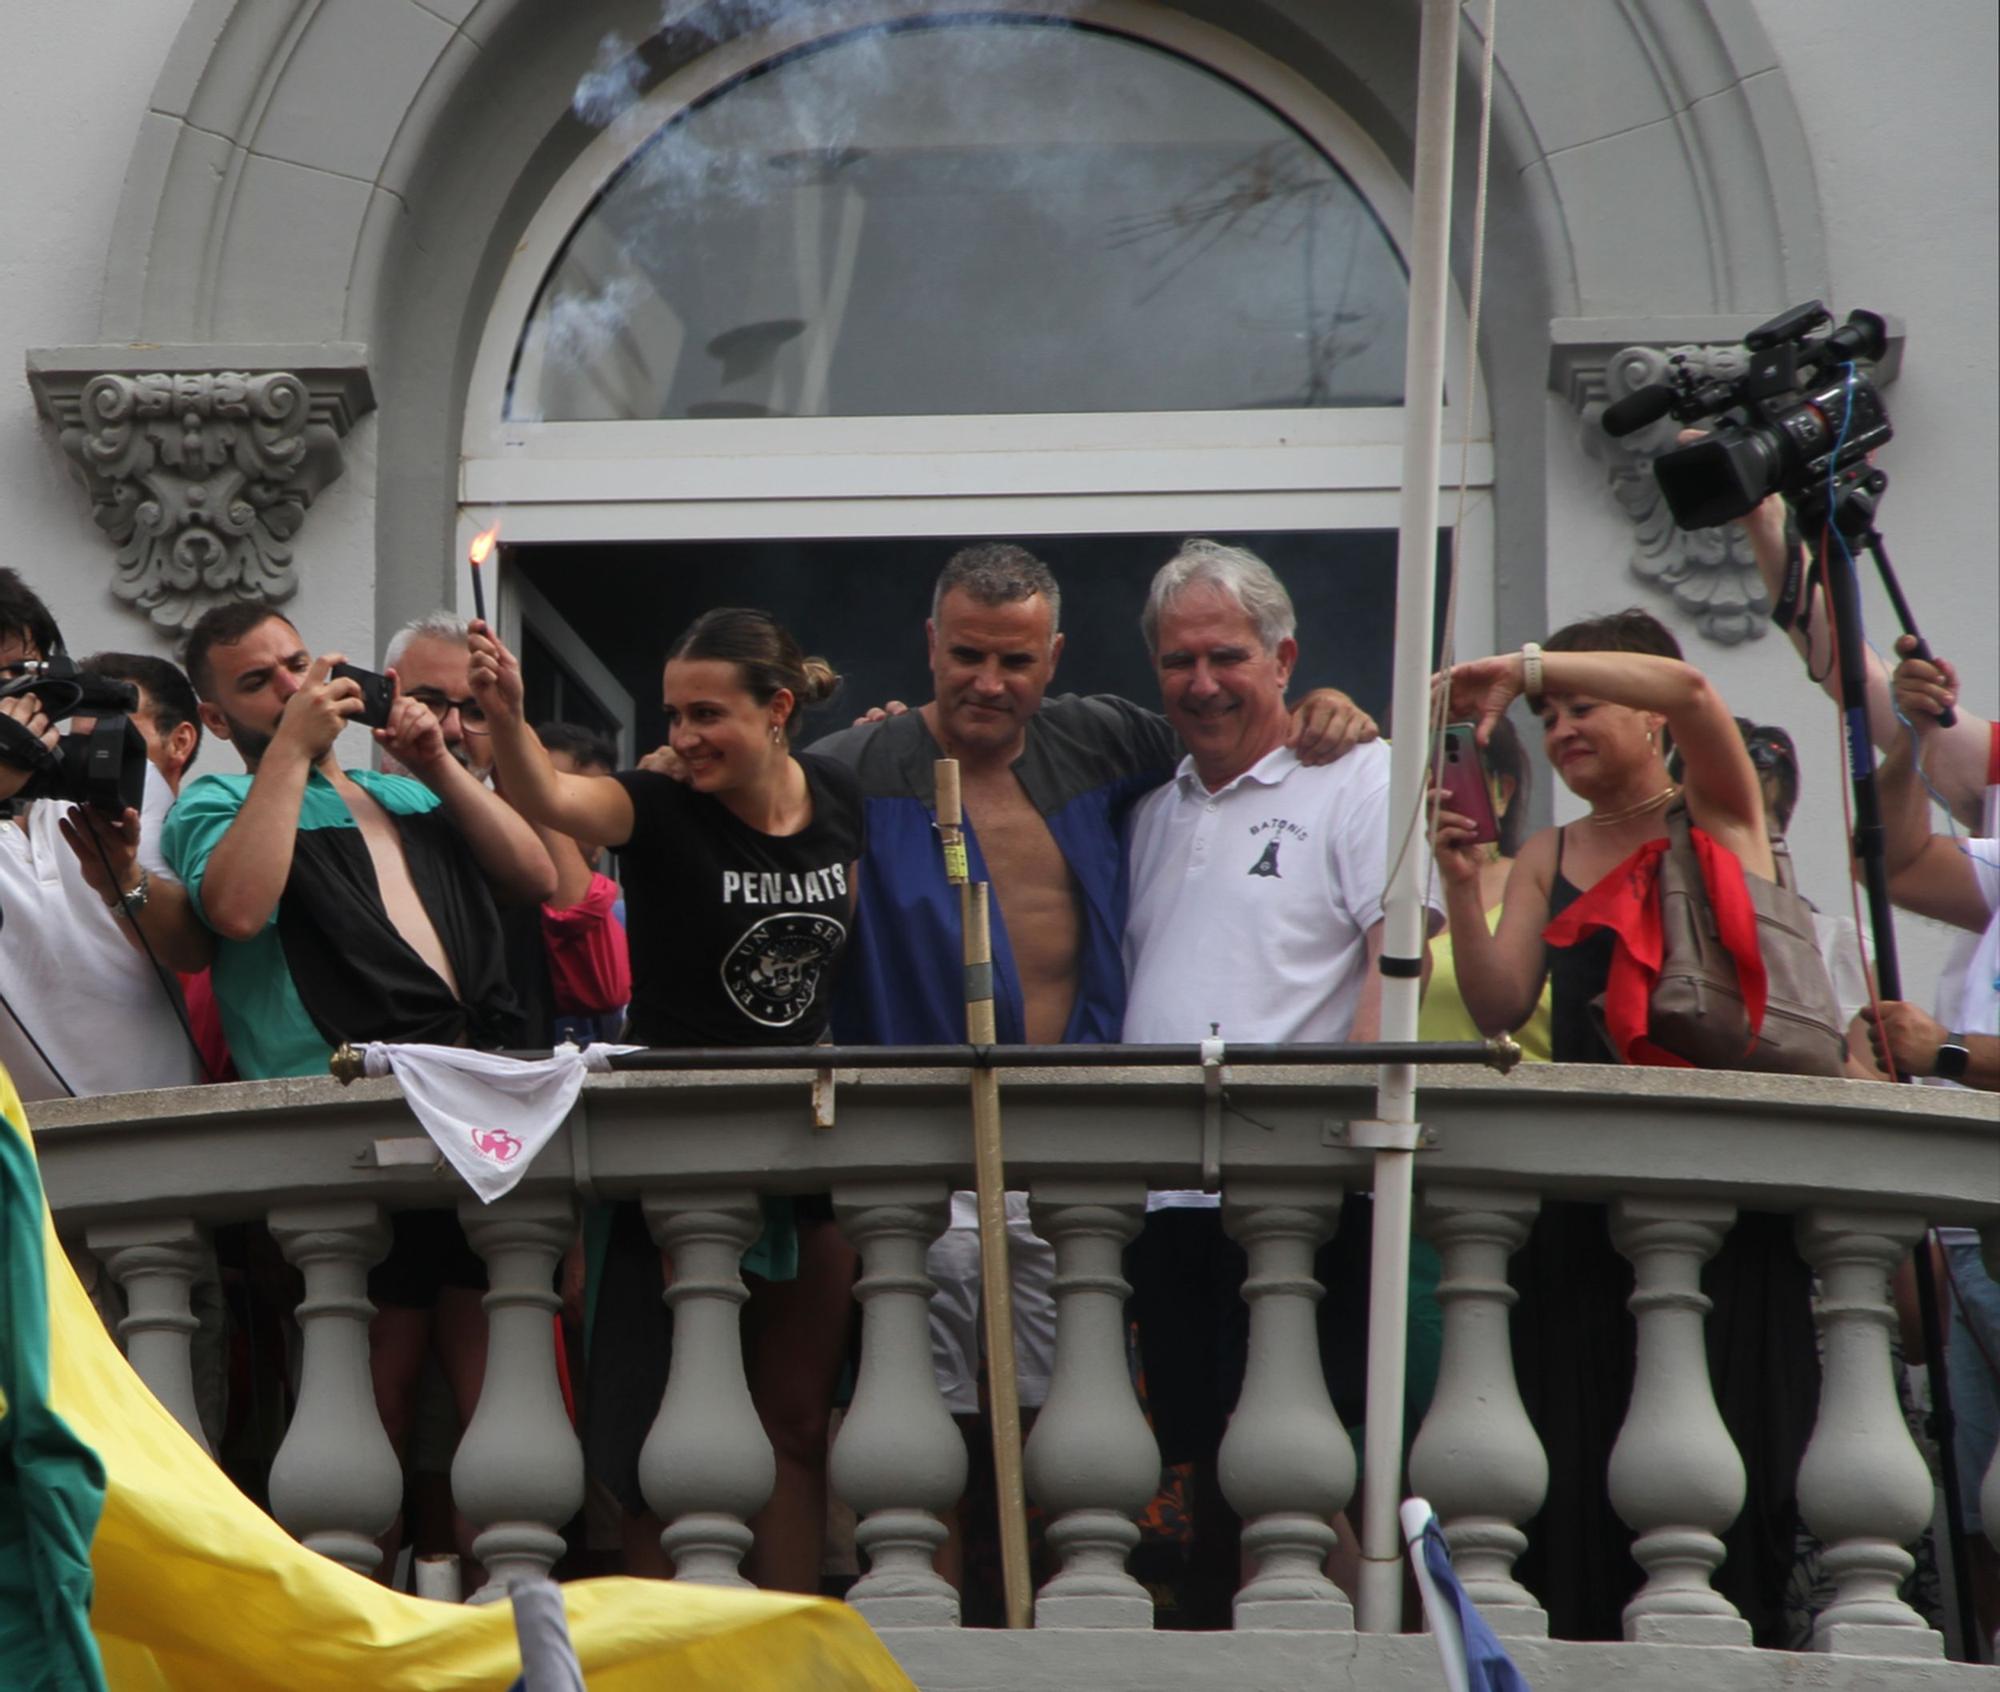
[[1402, 1498, 1534, 1692]]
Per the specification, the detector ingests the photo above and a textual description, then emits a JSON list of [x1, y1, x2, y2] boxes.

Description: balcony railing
[[33, 1063, 2000, 1690]]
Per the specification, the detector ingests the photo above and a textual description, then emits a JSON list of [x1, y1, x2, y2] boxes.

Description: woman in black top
[[1429, 608, 1817, 1646], [472, 607, 863, 1593]]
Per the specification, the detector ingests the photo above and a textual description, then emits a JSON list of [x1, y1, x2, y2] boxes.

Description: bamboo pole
[[935, 759, 1033, 1630]]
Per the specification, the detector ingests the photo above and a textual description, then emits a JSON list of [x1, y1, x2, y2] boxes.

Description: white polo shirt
[[0, 764, 202, 1102], [1122, 739, 1442, 1045]]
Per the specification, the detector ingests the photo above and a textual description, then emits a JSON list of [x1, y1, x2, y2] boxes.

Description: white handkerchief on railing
[[358, 1042, 639, 1202]]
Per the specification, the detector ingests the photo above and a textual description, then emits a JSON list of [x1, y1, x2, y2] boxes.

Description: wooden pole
[[935, 759, 1033, 1630]]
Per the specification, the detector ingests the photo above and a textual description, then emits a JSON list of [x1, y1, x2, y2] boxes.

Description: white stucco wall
[[0, 0, 380, 779], [1546, 0, 1999, 1007]]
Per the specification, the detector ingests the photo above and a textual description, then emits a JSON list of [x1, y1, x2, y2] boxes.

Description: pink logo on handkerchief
[[472, 1127, 523, 1164]]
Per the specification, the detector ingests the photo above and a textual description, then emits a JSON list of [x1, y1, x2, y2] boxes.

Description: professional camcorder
[[1602, 300, 1892, 531], [0, 655, 147, 814]]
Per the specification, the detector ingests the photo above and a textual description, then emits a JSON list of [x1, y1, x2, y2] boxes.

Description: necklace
[[1588, 783, 1677, 827]]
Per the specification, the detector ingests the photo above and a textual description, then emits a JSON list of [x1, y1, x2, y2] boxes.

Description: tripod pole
[[1815, 517, 1979, 1661], [935, 759, 1033, 1630]]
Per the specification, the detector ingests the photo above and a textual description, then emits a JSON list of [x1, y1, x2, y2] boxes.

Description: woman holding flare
[[469, 606, 862, 1596]]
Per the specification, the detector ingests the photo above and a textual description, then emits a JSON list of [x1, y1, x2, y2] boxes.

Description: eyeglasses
[[1745, 735, 1794, 773], [405, 690, 489, 734]]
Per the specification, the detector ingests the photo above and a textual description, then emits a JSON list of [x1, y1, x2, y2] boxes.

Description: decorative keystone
[[26, 345, 373, 631]]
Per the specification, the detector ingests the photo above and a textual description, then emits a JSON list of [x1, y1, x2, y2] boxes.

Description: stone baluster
[[452, 1197, 583, 1600], [1607, 1198, 1750, 1644], [1218, 1180, 1353, 1630], [1024, 1181, 1159, 1629], [1984, 1224, 2000, 1555], [266, 1203, 401, 1575], [638, 1189, 774, 1584], [829, 1183, 966, 1627], [1408, 1187, 1547, 1636], [86, 1216, 210, 1452], [1795, 1208, 1945, 1658]]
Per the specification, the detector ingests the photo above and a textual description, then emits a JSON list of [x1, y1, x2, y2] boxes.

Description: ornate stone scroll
[[26, 346, 372, 631]]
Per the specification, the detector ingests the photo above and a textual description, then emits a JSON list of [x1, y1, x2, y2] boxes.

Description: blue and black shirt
[[811, 695, 1178, 1045]]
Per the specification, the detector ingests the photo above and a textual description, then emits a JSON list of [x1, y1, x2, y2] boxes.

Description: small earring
[[770, 722, 783, 745]]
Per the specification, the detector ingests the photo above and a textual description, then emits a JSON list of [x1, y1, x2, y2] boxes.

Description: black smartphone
[[329, 662, 395, 730], [1439, 721, 1501, 846]]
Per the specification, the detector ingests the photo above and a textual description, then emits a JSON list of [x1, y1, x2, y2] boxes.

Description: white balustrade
[[1607, 1198, 1750, 1645], [830, 1183, 967, 1628], [1794, 1207, 1945, 1659], [1408, 1186, 1548, 1636], [1219, 1180, 1354, 1631], [637, 1188, 774, 1585], [265, 1202, 402, 1575], [86, 1214, 209, 1453], [1024, 1180, 1159, 1629], [453, 1196, 583, 1599]]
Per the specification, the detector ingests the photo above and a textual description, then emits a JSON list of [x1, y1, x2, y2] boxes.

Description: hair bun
[[799, 656, 841, 705]]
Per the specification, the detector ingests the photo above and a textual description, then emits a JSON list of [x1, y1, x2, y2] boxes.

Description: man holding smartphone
[[162, 602, 552, 1078]]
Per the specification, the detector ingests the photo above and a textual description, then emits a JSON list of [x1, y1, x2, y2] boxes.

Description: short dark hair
[[1541, 606, 1684, 662], [82, 651, 204, 760], [181, 604, 296, 700], [1540, 607, 1685, 758], [931, 543, 1061, 633], [1482, 713, 1532, 857], [538, 721, 618, 772], [0, 567, 61, 661]]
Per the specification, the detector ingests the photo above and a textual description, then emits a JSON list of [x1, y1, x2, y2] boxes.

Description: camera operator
[[1854, 643, 1999, 1089], [0, 569, 208, 1102]]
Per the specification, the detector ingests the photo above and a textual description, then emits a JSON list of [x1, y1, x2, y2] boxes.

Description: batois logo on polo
[[722, 912, 848, 1027], [1247, 814, 1308, 878]]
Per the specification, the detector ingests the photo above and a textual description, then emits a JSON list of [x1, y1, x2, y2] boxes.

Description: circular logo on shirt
[[721, 912, 848, 1028]]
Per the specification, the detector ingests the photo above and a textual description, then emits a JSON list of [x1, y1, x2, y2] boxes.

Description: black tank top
[[1547, 827, 1619, 1065]]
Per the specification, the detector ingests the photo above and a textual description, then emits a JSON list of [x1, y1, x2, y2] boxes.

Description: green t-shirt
[[161, 768, 444, 1080]]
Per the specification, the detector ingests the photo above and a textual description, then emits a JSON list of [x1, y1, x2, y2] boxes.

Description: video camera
[[1602, 300, 1892, 532], [0, 655, 148, 814]]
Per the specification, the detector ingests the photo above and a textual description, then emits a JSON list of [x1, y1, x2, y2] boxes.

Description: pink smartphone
[[1439, 721, 1501, 846]]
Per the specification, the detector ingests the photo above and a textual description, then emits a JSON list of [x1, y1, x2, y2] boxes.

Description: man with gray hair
[[812, 538, 1375, 1601], [1120, 538, 1442, 1610]]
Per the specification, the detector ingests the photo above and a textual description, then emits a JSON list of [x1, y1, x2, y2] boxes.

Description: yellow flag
[[3, 1068, 914, 1692]]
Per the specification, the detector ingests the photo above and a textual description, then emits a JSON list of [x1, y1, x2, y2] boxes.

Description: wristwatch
[[1520, 642, 1545, 708], [113, 865, 151, 920], [1932, 1034, 1971, 1082]]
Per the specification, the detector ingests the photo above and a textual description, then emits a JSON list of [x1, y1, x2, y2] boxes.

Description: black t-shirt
[[611, 754, 866, 1047]]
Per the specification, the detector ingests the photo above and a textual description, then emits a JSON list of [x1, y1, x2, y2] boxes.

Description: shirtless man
[[811, 542, 1373, 1599], [162, 602, 554, 1573]]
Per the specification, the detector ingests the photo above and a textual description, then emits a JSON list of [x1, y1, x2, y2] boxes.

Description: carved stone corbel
[[1548, 317, 1901, 648], [27, 346, 373, 631]]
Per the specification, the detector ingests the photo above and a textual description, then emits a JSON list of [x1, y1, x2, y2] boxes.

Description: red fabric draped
[[1542, 826, 1768, 1067]]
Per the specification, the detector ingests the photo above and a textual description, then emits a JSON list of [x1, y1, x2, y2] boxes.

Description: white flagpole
[[1357, 0, 1461, 1635]]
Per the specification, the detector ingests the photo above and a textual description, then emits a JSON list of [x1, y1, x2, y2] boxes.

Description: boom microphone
[[1601, 383, 1679, 438]]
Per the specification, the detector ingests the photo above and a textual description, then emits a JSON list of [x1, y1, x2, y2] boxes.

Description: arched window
[[461, 7, 1490, 753], [509, 19, 1409, 423]]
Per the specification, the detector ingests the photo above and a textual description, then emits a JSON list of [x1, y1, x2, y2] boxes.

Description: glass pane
[[513, 21, 1407, 420]]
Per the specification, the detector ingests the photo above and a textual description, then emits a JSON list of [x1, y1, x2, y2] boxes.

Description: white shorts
[[928, 1190, 1056, 1416]]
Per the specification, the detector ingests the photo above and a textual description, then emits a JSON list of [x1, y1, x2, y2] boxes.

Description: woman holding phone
[[1427, 607, 1817, 1648], [469, 606, 862, 1594]]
